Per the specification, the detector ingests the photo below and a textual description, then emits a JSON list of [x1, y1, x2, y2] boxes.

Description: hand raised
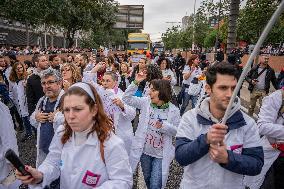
[[135, 71, 147, 83]]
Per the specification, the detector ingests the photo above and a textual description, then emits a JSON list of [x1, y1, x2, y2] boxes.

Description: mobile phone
[[5, 149, 31, 176]]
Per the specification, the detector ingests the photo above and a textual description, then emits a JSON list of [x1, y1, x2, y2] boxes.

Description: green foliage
[[219, 18, 228, 43], [162, 0, 229, 50], [1, 0, 118, 48], [194, 10, 212, 47], [237, 0, 283, 44], [162, 26, 181, 50], [203, 29, 217, 48], [178, 27, 193, 49]]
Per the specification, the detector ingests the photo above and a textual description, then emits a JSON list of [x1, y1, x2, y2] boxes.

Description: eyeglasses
[[41, 80, 57, 86], [17, 67, 24, 70]]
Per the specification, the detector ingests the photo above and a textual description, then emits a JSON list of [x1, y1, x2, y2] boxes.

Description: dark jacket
[[128, 65, 147, 94], [174, 55, 186, 72], [26, 74, 44, 115], [0, 83, 14, 108], [277, 70, 284, 88], [246, 65, 278, 94]]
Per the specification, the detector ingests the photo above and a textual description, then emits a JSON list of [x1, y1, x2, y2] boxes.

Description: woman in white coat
[[0, 101, 21, 189], [9, 62, 35, 140], [158, 57, 177, 86], [100, 72, 136, 155], [122, 75, 181, 189], [83, 66, 136, 155], [16, 82, 133, 189]]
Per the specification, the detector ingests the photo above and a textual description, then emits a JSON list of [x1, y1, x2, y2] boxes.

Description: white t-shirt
[[143, 107, 169, 158], [255, 68, 267, 90], [182, 65, 202, 90]]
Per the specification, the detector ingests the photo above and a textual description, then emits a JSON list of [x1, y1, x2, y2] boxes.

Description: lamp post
[[192, 0, 197, 53], [214, 0, 222, 53]]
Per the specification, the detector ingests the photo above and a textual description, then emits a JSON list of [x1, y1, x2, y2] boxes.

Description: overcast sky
[[117, 0, 202, 42]]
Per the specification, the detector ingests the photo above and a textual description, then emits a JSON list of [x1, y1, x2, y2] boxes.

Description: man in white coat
[[30, 68, 65, 167], [0, 101, 20, 189], [244, 89, 284, 189], [29, 68, 64, 188], [175, 62, 264, 189]]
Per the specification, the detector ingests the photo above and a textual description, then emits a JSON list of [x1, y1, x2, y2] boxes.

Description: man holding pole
[[175, 62, 264, 189]]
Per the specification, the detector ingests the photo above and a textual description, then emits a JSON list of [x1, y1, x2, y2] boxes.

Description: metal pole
[[192, 0, 197, 52], [221, 0, 284, 125], [214, 0, 222, 53]]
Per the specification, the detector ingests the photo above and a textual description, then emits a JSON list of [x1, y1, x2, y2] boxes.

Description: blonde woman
[[9, 62, 35, 141], [61, 63, 82, 91]]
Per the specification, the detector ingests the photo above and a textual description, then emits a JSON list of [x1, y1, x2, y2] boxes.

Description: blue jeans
[[22, 116, 34, 136], [180, 93, 198, 115], [140, 153, 162, 189]]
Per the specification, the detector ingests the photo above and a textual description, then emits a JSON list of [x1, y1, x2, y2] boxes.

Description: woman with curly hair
[[9, 62, 35, 141], [142, 64, 163, 97], [61, 63, 82, 91], [16, 82, 133, 188], [123, 78, 180, 189], [158, 57, 177, 86]]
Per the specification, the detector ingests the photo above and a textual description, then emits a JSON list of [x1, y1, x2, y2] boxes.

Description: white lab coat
[[162, 69, 177, 86], [30, 90, 65, 167], [9, 80, 29, 117], [244, 90, 284, 189], [31, 125, 133, 189], [82, 72, 136, 154], [112, 89, 136, 155], [122, 83, 180, 188], [0, 102, 20, 189]]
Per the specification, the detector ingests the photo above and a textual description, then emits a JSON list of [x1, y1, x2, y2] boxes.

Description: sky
[[117, 0, 202, 42]]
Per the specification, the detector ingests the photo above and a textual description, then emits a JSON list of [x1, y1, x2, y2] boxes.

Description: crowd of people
[[0, 49, 283, 189], [259, 44, 284, 56], [0, 46, 92, 57]]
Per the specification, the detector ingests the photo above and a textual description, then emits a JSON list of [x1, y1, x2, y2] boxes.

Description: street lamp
[[214, 0, 222, 53], [192, 0, 197, 53]]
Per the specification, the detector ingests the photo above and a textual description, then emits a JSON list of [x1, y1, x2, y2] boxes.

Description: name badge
[[82, 170, 101, 187], [230, 144, 243, 154]]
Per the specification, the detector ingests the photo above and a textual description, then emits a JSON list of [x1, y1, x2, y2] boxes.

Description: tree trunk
[[226, 0, 240, 55]]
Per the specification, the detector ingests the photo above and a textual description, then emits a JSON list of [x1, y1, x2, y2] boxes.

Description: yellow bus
[[127, 33, 151, 55]]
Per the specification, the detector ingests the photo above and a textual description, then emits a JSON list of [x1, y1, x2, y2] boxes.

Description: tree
[[226, 0, 241, 54], [1, 0, 47, 45], [194, 9, 211, 48], [178, 27, 193, 50], [204, 29, 217, 48], [237, 0, 283, 45], [1, 0, 118, 48], [55, 0, 117, 48], [162, 26, 181, 50]]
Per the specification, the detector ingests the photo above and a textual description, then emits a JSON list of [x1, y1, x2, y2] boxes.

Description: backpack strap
[[100, 141, 105, 164], [278, 89, 284, 117]]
